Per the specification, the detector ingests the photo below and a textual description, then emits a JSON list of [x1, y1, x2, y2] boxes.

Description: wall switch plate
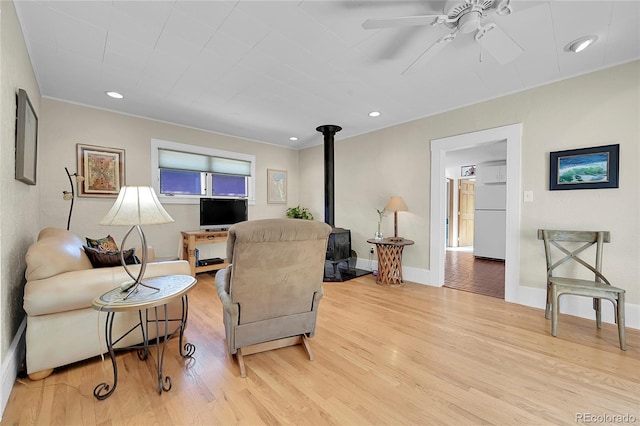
[[523, 191, 534, 202]]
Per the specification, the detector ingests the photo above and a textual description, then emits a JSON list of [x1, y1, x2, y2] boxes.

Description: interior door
[[458, 179, 475, 247]]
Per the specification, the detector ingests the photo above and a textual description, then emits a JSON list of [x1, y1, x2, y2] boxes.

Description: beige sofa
[[23, 227, 190, 379], [216, 218, 331, 377]]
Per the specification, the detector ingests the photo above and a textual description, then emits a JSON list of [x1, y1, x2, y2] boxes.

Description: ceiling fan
[[362, 0, 523, 74]]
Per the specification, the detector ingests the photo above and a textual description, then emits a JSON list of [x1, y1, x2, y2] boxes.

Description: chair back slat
[[536, 229, 610, 243]]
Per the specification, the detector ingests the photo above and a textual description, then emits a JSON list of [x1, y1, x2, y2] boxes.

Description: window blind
[[158, 149, 251, 176]]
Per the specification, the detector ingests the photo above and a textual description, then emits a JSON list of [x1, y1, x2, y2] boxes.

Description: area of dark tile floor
[[444, 248, 505, 299]]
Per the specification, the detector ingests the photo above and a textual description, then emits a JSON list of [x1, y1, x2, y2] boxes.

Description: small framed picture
[[549, 144, 619, 190], [15, 89, 38, 185], [77, 144, 125, 197], [461, 165, 476, 177], [267, 169, 287, 204]]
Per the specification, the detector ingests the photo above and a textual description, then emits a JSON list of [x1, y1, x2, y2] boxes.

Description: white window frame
[[151, 138, 256, 205]]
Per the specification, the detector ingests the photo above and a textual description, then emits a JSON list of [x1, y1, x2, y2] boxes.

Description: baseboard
[[355, 258, 431, 286], [0, 317, 26, 420], [516, 284, 640, 330], [355, 258, 639, 330]]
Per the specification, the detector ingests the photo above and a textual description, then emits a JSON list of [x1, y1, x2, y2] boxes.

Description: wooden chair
[[538, 229, 626, 350]]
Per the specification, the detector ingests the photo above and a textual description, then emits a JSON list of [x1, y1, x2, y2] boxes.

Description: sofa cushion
[[83, 246, 139, 268], [85, 235, 118, 252], [25, 228, 93, 281]]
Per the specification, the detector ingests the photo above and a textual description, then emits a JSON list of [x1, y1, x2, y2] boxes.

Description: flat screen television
[[200, 198, 248, 231]]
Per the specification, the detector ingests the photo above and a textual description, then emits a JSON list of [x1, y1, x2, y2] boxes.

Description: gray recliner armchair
[[215, 218, 331, 377]]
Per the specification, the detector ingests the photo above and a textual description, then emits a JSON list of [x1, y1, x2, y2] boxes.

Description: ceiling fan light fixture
[[565, 35, 598, 53], [458, 10, 482, 33]]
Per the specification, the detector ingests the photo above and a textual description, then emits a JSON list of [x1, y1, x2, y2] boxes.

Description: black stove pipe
[[316, 125, 342, 227]]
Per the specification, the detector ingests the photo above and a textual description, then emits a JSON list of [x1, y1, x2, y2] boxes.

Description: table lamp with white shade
[[385, 196, 408, 241], [100, 186, 174, 298]]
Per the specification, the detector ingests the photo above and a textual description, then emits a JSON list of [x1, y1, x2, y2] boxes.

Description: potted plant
[[286, 205, 314, 220]]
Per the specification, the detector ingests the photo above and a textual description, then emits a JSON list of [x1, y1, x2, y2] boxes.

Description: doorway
[[430, 124, 522, 303], [445, 171, 504, 299]]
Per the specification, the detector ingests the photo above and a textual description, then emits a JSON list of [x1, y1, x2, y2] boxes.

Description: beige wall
[[0, 0, 41, 362], [39, 99, 299, 260], [300, 61, 640, 306]]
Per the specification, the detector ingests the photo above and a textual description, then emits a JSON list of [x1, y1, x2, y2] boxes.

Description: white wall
[[299, 61, 640, 310], [38, 99, 300, 260], [0, 0, 42, 416]]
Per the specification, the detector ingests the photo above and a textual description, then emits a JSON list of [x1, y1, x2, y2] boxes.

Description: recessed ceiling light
[[565, 35, 598, 53], [289, 136, 298, 141], [368, 111, 381, 117], [105, 91, 124, 99]]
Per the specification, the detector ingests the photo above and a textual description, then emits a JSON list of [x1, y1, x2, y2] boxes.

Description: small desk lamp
[[100, 186, 174, 298], [385, 196, 408, 241]]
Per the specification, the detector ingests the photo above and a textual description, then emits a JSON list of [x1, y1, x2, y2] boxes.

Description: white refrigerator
[[474, 185, 506, 260]]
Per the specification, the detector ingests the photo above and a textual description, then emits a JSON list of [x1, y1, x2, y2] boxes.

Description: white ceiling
[[14, 0, 640, 149]]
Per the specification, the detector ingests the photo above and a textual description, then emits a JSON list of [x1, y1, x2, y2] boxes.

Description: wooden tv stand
[[181, 230, 229, 276]]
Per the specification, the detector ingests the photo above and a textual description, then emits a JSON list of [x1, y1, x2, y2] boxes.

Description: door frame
[[430, 124, 522, 303]]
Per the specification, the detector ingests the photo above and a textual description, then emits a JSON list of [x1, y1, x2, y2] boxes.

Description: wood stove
[[317, 125, 355, 281]]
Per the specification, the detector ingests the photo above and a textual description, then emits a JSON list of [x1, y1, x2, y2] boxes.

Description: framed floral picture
[[77, 144, 125, 197], [461, 165, 476, 177], [267, 169, 287, 204]]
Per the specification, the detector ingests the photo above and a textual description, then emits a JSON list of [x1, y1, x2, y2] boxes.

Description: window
[[212, 174, 246, 196], [151, 139, 256, 204], [160, 169, 205, 195]]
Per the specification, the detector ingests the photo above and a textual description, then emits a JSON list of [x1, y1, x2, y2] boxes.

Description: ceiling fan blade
[[362, 14, 447, 30], [475, 22, 523, 64], [401, 31, 458, 75]]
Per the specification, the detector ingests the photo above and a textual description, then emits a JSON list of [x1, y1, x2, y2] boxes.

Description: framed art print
[[77, 144, 125, 197], [461, 165, 476, 177], [549, 144, 619, 190], [15, 89, 38, 185], [267, 169, 287, 204]]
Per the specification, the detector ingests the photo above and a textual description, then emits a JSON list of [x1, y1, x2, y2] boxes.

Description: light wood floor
[[4, 273, 639, 425]]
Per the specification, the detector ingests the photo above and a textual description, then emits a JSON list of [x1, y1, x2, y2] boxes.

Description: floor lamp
[[62, 167, 84, 230], [100, 186, 174, 298], [385, 196, 408, 241]]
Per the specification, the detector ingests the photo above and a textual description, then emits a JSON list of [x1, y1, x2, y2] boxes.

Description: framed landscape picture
[[549, 144, 619, 190], [77, 144, 125, 197]]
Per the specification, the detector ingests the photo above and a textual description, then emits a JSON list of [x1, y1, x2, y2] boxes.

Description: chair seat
[[550, 277, 625, 294]]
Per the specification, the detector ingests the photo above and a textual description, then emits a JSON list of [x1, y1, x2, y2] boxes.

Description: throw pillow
[[83, 246, 139, 268], [86, 235, 119, 252]]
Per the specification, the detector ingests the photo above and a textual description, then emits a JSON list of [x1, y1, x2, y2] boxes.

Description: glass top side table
[[92, 274, 197, 400]]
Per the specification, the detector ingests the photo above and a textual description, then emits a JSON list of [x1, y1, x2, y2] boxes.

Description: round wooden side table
[[367, 238, 414, 286]]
